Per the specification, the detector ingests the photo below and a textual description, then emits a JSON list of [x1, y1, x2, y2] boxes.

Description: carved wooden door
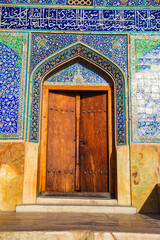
[[79, 92, 108, 192], [46, 91, 108, 193], [46, 91, 76, 192]]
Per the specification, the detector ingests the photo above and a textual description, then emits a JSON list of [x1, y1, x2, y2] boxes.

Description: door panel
[[46, 90, 108, 193], [79, 92, 108, 192], [46, 91, 76, 192]]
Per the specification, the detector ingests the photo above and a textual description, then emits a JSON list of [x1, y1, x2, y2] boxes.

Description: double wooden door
[[46, 91, 108, 193]]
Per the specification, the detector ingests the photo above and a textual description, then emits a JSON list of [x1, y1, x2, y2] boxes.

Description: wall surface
[[131, 144, 160, 213], [0, 142, 24, 211]]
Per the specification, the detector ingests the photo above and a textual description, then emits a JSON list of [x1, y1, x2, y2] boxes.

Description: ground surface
[[0, 212, 160, 234]]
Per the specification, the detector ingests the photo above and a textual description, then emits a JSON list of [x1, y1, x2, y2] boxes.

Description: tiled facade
[[0, 32, 28, 140], [0, 7, 159, 32], [130, 35, 160, 143], [45, 63, 111, 85], [0, 0, 159, 212], [31, 34, 127, 77]]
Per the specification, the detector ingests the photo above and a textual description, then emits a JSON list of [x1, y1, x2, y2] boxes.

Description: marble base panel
[[16, 204, 137, 214], [0, 231, 160, 240]]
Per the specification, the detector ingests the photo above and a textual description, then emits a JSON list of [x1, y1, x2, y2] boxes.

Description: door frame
[[38, 85, 115, 195]]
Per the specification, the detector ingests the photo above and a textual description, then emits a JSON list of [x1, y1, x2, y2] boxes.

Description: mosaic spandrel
[[31, 34, 127, 77]]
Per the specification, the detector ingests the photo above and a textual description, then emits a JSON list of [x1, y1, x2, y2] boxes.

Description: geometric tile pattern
[[0, 0, 158, 6], [146, 0, 160, 6], [0, 32, 28, 140], [31, 34, 127, 77], [30, 44, 126, 145], [45, 63, 111, 86], [130, 34, 160, 143], [105, 0, 144, 5], [67, 0, 92, 6], [0, 7, 160, 32]]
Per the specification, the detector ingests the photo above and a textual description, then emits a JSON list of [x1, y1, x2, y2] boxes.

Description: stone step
[[16, 204, 137, 214], [37, 197, 118, 206]]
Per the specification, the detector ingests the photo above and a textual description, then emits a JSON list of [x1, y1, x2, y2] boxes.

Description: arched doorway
[[39, 59, 116, 196], [22, 44, 131, 206]]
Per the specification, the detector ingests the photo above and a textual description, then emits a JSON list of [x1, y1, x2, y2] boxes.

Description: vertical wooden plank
[[46, 91, 76, 192], [80, 91, 108, 192], [39, 88, 49, 192], [108, 88, 112, 193], [75, 94, 80, 190]]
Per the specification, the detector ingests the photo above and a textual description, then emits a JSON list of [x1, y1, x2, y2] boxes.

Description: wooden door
[[46, 91, 108, 193], [80, 92, 108, 192], [46, 91, 76, 192]]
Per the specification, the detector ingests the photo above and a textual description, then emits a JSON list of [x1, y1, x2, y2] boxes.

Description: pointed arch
[[28, 44, 126, 145]]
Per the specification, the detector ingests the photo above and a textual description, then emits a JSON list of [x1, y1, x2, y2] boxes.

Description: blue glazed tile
[[0, 42, 20, 134], [131, 35, 160, 143], [105, 0, 143, 6], [0, 7, 159, 32], [45, 63, 111, 85], [31, 34, 127, 78], [146, 0, 160, 6], [55, 0, 66, 4], [0, 32, 28, 140], [94, 0, 104, 6]]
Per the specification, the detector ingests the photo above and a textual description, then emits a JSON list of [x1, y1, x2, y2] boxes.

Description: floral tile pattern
[[45, 63, 111, 86], [130, 34, 160, 143], [0, 32, 28, 140], [31, 34, 127, 78]]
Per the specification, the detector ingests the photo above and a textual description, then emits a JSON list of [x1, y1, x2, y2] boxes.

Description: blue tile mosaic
[[55, 0, 66, 4], [0, 43, 20, 134], [146, 0, 160, 6], [16, 0, 54, 3], [31, 34, 127, 78], [94, 0, 104, 6], [1, 0, 158, 5], [30, 44, 126, 145], [0, 7, 159, 32], [105, 0, 143, 6], [45, 63, 111, 85], [130, 35, 160, 143], [0, 32, 28, 140]]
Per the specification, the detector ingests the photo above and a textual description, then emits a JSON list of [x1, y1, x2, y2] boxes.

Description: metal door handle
[[79, 139, 86, 144]]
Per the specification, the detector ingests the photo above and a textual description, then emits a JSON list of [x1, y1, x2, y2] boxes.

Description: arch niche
[[39, 57, 115, 196], [25, 44, 130, 204]]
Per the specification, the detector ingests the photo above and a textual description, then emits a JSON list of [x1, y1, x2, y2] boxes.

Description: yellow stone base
[[0, 142, 25, 211]]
